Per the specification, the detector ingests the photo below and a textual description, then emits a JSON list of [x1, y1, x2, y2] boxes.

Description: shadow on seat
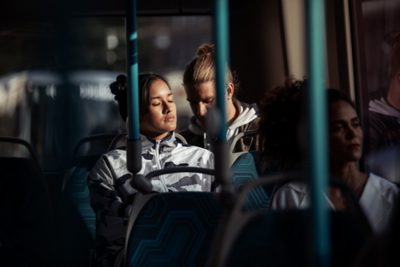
[[0, 137, 54, 267]]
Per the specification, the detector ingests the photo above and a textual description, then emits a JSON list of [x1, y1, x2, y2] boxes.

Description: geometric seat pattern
[[126, 192, 222, 267], [230, 152, 270, 210], [64, 155, 100, 240], [61, 155, 99, 267]]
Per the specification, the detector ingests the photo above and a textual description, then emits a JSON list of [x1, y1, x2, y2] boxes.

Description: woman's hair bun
[[196, 43, 214, 57], [110, 74, 127, 98]]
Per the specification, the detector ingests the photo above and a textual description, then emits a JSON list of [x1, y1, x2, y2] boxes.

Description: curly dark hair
[[258, 79, 307, 172]]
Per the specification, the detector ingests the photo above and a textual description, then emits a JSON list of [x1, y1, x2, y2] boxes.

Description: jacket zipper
[[154, 141, 168, 192]]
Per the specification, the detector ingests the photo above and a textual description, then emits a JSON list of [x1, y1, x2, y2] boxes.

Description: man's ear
[[226, 82, 235, 100]]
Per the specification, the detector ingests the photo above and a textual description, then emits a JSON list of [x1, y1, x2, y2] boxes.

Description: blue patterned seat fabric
[[64, 156, 98, 240], [61, 155, 99, 267], [126, 192, 222, 267], [230, 152, 270, 210]]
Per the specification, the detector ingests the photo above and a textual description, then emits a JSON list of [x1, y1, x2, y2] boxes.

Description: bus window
[[0, 16, 211, 169], [356, 0, 400, 184]]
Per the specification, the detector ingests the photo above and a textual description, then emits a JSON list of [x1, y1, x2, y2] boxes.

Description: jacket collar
[[140, 132, 177, 152]]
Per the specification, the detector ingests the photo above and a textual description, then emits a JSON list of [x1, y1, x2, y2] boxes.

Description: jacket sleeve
[[88, 155, 134, 218], [368, 114, 383, 153]]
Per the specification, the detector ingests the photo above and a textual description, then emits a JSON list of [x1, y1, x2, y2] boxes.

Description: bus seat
[[0, 138, 53, 267], [61, 155, 99, 267], [230, 152, 269, 210], [62, 134, 117, 243], [125, 192, 222, 267], [228, 130, 258, 165], [63, 156, 98, 239], [207, 173, 373, 267], [73, 133, 118, 158], [224, 210, 371, 267], [60, 134, 116, 267]]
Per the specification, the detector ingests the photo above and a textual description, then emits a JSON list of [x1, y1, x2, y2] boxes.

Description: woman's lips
[[165, 115, 176, 122], [348, 144, 361, 150]]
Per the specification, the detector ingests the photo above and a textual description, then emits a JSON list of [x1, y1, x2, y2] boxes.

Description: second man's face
[[185, 81, 216, 128]]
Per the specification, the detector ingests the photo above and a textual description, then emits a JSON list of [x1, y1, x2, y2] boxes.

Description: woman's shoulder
[[368, 173, 398, 188], [367, 173, 400, 200]]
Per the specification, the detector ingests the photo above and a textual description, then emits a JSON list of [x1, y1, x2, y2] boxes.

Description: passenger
[[262, 80, 399, 233], [88, 73, 214, 267], [367, 31, 400, 183], [181, 43, 260, 152]]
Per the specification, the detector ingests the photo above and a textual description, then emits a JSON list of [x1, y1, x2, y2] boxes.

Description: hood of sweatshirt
[[186, 101, 259, 141], [369, 97, 400, 119]]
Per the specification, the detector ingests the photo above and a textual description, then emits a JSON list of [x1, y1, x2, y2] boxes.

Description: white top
[[272, 173, 399, 233]]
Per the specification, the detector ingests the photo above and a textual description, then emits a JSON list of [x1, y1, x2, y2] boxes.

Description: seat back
[[225, 210, 371, 267], [207, 173, 373, 267], [228, 130, 259, 165], [60, 134, 115, 267], [126, 192, 222, 267], [61, 155, 100, 267], [73, 133, 117, 158], [63, 156, 99, 239], [230, 152, 269, 210], [63, 133, 117, 239], [0, 138, 53, 266]]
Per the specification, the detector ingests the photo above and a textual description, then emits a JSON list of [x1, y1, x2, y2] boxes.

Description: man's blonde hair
[[183, 43, 234, 88]]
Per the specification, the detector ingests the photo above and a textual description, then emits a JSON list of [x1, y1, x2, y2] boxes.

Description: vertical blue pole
[[306, 1, 330, 267], [126, 0, 142, 174], [213, 0, 233, 196], [214, 0, 229, 142]]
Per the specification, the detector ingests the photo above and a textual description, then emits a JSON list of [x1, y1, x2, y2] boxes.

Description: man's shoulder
[[179, 128, 195, 139], [369, 110, 400, 135], [179, 129, 205, 148]]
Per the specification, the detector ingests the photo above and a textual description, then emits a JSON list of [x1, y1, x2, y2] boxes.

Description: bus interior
[[1, 0, 400, 267]]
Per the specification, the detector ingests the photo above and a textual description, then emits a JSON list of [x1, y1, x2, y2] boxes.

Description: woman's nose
[[163, 101, 173, 113], [346, 126, 357, 139]]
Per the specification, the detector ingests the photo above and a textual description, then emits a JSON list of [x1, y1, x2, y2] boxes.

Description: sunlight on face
[[140, 79, 177, 140]]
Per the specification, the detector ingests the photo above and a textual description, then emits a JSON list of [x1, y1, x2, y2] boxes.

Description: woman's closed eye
[[351, 119, 361, 128], [331, 123, 344, 132]]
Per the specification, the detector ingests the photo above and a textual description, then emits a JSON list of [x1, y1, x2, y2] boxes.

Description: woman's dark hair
[[110, 73, 171, 121], [258, 79, 306, 172], [327, 88, 356, 110], [259, 80, 357, 172]]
